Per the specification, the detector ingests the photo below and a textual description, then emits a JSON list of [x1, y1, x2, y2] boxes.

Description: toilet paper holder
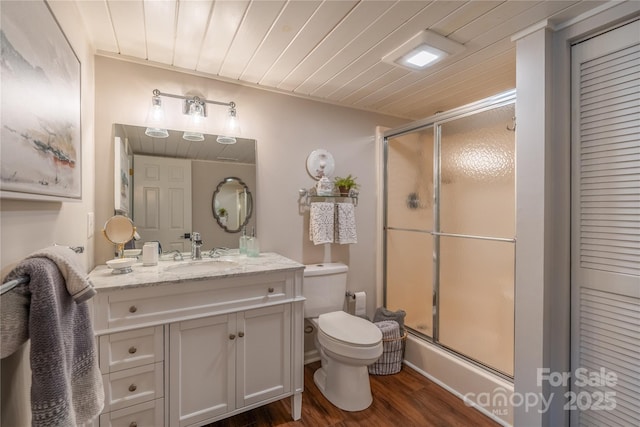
[[345, 291, 356, 315], [346, 291, 367, 318]]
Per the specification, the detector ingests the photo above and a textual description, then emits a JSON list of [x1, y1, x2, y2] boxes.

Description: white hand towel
[[309, 202, 334, 245], [336, 202, 357, 244]]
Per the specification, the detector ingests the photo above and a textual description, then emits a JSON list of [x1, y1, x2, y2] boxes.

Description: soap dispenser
[[247, 227, 259, 257], [239, 226, 249, 254]]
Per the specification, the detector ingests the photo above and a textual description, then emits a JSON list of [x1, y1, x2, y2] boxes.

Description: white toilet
[[303, 263, 383, 411]]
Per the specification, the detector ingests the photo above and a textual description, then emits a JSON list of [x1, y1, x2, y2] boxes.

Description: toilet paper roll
[[354, 291, 367, 317]]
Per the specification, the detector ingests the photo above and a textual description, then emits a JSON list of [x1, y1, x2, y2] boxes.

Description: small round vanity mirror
[[212, 177, 253, 233], [102, 215, 136, 258]]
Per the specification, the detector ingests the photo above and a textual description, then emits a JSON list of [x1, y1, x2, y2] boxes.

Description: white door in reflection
[[133, 154, 192, 252]]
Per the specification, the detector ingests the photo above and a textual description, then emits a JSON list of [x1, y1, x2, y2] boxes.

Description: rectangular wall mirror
[[113, 123, 256, 253]]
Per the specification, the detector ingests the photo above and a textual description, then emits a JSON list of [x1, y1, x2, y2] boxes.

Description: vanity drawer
[[99, 398, 164, 427], [104, 273, 293, 330], [100, 326, 164, 373], [102, 362, 164, 413]]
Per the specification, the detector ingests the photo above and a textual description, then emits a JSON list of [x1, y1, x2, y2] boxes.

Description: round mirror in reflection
[[103, 215, 136, 257], [212, 177, 253, 233]]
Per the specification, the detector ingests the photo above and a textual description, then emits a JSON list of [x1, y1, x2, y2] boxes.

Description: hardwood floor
[[207, 362, 500, 427]]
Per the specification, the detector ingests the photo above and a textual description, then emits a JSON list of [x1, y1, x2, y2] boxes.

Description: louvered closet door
[[571, 19, 640, 427]]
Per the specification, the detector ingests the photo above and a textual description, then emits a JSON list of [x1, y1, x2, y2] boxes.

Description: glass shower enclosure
[[383, 91, 516, 377]]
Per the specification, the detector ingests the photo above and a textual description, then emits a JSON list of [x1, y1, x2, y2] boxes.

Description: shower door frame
[[382, 89, 517, 379]]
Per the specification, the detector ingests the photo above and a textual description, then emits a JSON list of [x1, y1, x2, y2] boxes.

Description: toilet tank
[[303, 263, 348, 318]]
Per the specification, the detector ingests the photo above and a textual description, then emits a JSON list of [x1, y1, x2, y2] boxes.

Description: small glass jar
[[247, 227, 259, 257], [239, 227, 249, 254]]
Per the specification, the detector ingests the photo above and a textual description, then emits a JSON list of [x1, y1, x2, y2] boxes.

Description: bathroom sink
[[164, 259, 239, 274]]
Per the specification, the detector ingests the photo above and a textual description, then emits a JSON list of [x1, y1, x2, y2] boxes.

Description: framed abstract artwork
[[114, 137, 131, 215], [0, 0, 82, 201]]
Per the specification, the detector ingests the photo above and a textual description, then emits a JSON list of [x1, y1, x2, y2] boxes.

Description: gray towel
[[373, 307, 406, 335], [1, 257, 104, 426]]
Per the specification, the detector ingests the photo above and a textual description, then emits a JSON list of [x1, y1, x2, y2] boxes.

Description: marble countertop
[[89, 251, 304, 291]]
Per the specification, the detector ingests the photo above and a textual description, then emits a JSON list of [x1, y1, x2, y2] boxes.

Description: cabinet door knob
[[129, 422, 138, 427], [238, 331, 245, 338], [229, 334, 236, 340], [129, 384, 137, 392], [128, 346, 137, 354], [268, 287, 274, 293], [129, 305, 137, 313]]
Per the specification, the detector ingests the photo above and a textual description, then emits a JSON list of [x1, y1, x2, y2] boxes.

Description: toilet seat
[[318, 311, 382, 347], [313, 311, 383, 361]]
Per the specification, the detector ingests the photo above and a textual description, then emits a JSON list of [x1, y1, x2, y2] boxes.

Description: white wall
[[0, 2, 95, 272], [94, 57, 407, 316], [0, 2, 95, 425], [514, 25, 555, 426]]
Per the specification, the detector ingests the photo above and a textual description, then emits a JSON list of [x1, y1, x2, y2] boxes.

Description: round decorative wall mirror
[[212, 177, 253, 233], [103, 215, 136, 257]]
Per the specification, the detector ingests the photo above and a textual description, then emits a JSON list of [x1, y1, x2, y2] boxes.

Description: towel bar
[[0, 276, 29, 295]]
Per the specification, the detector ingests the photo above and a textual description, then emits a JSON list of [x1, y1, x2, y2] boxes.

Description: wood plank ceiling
[[76, 0, 611, 120]]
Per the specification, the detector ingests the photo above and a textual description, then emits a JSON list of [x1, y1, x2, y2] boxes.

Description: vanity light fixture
[[144, 89, 241, 143], [382, 30, 465, 71]]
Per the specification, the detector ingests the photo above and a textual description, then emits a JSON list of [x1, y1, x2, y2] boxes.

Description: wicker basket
[[368, 331, 407, 375]]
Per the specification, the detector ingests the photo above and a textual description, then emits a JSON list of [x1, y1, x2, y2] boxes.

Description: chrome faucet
[[191, 232, 203, 260]]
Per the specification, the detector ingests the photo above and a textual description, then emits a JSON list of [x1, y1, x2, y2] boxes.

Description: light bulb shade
[[183, 131, 204, 142], [216, 135, 237, 144], [146, 95, 166, 124], [145, 127, 169, 138], [224, 105, 241, 136], [186, 100, 205, 121], [184, 98, 206, 140], [145, 92, 168, 138]]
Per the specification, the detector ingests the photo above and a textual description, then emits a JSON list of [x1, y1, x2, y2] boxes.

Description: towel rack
[[56, 245, 85, 254], [298, 188, 358, 207], [0, 245, 85, 295], [1, 276, 29, 295]]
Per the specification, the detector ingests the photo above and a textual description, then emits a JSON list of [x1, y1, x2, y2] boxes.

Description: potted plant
[[217, 207, 228, 225], [333, 174, 359, 196]]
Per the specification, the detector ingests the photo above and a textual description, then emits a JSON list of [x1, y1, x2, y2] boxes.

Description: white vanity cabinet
[[89, 254, 305, 427], [169, 304, 291, 427]]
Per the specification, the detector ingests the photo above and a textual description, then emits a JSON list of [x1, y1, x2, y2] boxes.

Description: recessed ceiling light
[[383, 30, 465, 71], [401, 45, 447, 69]]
